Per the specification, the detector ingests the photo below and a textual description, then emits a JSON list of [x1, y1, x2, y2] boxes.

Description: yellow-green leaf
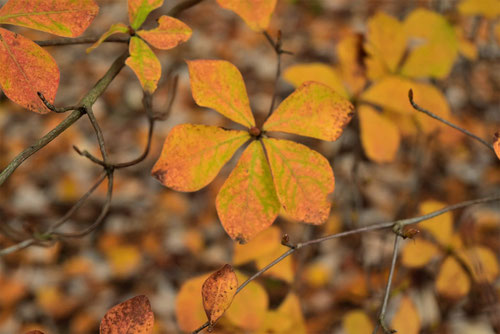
[[0, 0, 98, 37], [0, 28, 59, 113], [263, 138, 334, 224], [86, 23, 129, 54], [283, 63, 349, 98], [263, 82, 354, 141], [126, 36, 161, 93], [216, 141, 280, 243], [151, 124, 250, 192], [128, 0, 163, 30], [201, 264, 238, 326], [137, 15, 192, 50], [216, 0, 277, 31], [358, 105, 400, 163], [458, 0, 500, 19], [187, 60, 255, 128]]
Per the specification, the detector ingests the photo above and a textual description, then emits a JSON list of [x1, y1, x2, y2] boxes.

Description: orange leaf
[[86, 23, 130, 53], [436, 256, 470, 298], [216, 141, 280, 243], [202, 264, 238, 327], [401, 239, 441, 268], [137, 15, 192, 50], [263, 138, 334, 224], [263, 82, 354, 141], [358, 105, 400, 163], [128, 0, 163, 30], [391, 296, 420, 334], [342, 310, 373, 334], [187, 60, 255, 128], [494, 132, 500, 160], [126, 36, 161, 93], [419, 200, 453, 246], [216, 0, 277, 31], [175, 274, 210, 332], [0, 28, 59, 113], [100, 295, 154, 334], [151, 124, 249, 191], [0, 0, 98, 37]]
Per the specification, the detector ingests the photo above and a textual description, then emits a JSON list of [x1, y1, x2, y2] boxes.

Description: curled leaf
[[86, 23, 130, 53], [126, 36, 161, 93], [202, 264, 238, 327], [137, 15, 192, 50], [100, 295, 154, 334]]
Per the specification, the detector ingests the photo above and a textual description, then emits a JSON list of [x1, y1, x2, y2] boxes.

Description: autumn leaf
[[216, 0, 277, 31], [419, 200, 453, 246], [283, 63, 348, 98], [175, 274, 210, 332], [436, 256, 470, 298], [391, 296, 420, 334], [458, 0, 500, 19], [86, 23, 130, 53], [494, 132, 500, 160], [0, 28, 59, 113], [216, 141, 280, 243], [342, 310, 373, 334], [152, 124, 250, 192], [126, 36, 161, 93], [459, 246, 500, 283], [100, 295, 154, 334], [201, 264, 238, 327], [137, 15, 192, 50], [401, 238, 440, 268], [128, 0, 163, 30], [0, 0, 98, 37]]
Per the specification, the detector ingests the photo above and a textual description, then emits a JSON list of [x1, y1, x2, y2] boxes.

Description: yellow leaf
[[343, 310, 373, 334], [401, 239, 441, 268], [263, 82, 354, 141], [459, 246, 499, 283], [337, 34, 366, 96], [175, 274, 210, 332], [216, 0, 277, 31], [151, 124, 249, 192], [126, 36, 161, 93], [391, 296, 420, 334], [202, 264, 238, 326], [358, 105, 400, 163], [255, 243, 294, 283], [419, 200, 453, 246], [233, 226, 281, 265], [86, 23, 130, 53], [105, 244, 142, 278], [455, 26, 478, 61], [137, 15, 192, 50], [303, 261, 331, 288], [436, 256, 470, 298], [458, 0, 500, 19]]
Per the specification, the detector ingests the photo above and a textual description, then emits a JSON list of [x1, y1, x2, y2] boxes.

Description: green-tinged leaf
[[364, 12, 406, 80], [458, 0, 500, 19], [263, 138, 334, 224], [137, 15, 191, 50], [401, 9, 458, 79], [0, 0, 98, 37], [216, 0, 277, 31], [100, 295, 154, 334], [126, 36, 161, 93], [358, 105, 400, 163], [283, 63, 349, 98], [151, 124, 250, 192], [187, 60, 255, 128], [263, 82, 353, 141], [128, 0, 163, 30], [86, 23, 129, 53], [0, 28, 59, 113], [216, 141, 280, 243]]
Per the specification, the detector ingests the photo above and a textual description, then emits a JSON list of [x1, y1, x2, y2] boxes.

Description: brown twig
[[35, 36, 129, 47], [37, 92, 81, 113]]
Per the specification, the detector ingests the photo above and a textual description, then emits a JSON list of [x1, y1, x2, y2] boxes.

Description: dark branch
[[35, 36, 129, 47]]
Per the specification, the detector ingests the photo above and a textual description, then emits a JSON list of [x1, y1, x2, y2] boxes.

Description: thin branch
[[408, 89, 495, 154], [168, 0, 205, 18], [37, 92, 81, 113], [86, 108, 109, 164], [0, 239, 36, 256], [35, 36, 129, 47]]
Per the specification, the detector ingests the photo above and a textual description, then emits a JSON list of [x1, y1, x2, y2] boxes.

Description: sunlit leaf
[[358, 105, 400, 163], [216, 141, 280, 243], [202, 264, 238, 326], [343, 310, 373, 334], [401, 9, 458, 79], [175, 274, 210, 332], [391, 296, 420, 334], [283, 63, 349, 98], [187, 60, 255, 128], [436, 256, 470, 298], [152, 124, 250, 192], [419, 200, 453, 247], [458, 0, 500, 19], [0, 0, 98, 37], [100, 295, 154, 334], [0, 28, 59, 113], [86, 23, 130, 53], [128, 0, 163, 30], [233, 226, 282, 265], [126, 36, 161, 93], [263, 138, 334, 224], [216, 0, 277, 31], [263, 82, 354, 141], [459, 246, 499, 283], [364, 12, 406, 80], [401, 238, 441, 268], [137, 15, 192, 50]]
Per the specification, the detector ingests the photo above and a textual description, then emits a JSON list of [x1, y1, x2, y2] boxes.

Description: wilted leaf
[[137, 15, 192, 50], [128, 0, 163, 30], [0, 28, 59, 113], [401, 238, 441, 268], [0, 0, 98, 37], [459, 246, 499, 283], [100, 295, 154, 334], [391, 296, 420, 334], [358, 105, 400, 163], [202, 264, 238, 326], [263, 82, 354, 141], [263, 138, 334, 224], [419, 200, 453, 246], [458, 0, 500, 18], [216, 141, 280, 243], [187, 60, 255, 128], [151, 124, 249, 191], [233, 226, 282, 265], [86, 23, 130, 53], [175, 274, 210, 332], [126, 36, 161, 93], [216, 0, 277, 31], [343, 310, 373, 334], [436, 256, 470, 298], [283, 63, 348, 98], [494, 132, 500, 159]]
